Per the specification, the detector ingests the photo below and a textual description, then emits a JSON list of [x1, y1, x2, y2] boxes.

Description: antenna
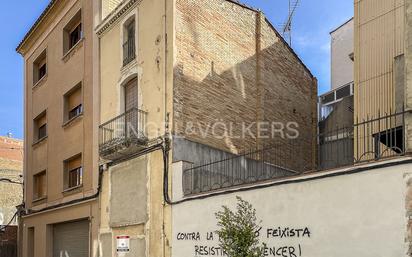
[[282, 0, 300, 46]]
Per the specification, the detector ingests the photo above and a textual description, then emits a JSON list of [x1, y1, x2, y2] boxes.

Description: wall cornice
[[96, 0, 142, 37]]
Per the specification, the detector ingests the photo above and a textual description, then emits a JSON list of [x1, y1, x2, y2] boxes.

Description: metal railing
[[318, 108, 406, 169], [99, 108, 148, 159], [123, 37, 136, 66], [182, 109, 407, 195], [182, 139, 312, 196]]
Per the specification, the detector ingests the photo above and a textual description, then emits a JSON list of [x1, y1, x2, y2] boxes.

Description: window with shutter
[[33, 50, 47, 85], [33, 171, 46, 200], [64, 83, 83, 122], [63, 10, 82, 55], [34, 111, 47, 142], [125, 78, 138, 111], [64, 154, 83, 190]]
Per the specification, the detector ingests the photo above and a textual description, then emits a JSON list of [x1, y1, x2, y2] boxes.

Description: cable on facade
[[0, 178, 23, 185], [0, 211, 18, 233]]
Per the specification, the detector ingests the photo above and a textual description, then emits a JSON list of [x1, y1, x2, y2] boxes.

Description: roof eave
[[16, 0, 58, 55]]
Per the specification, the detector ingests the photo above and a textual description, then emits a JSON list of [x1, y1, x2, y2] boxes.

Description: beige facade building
[[17, 0, 317, 256], [96, 0, 316, 256], [16, 0, 100, 256]]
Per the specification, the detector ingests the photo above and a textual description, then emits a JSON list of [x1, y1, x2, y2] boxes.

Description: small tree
[[215, 196, 265, 257]]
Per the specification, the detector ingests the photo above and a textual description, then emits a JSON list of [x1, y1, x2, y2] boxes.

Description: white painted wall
[[172, 160, 412, 257], [331, 19, 354, 90]]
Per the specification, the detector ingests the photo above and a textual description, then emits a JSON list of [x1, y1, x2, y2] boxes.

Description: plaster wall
[[172, 160, 411, 257], [331, 19, 354, 90]]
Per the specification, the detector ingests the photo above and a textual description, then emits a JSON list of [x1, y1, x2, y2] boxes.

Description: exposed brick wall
[[0, 226, 17, 242], [0, 137, 23, 163], [173, 0, 317, 170]]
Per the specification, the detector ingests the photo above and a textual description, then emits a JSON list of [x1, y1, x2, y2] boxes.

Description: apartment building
[[96, 0, 317, 255], [16, 0, 100, 256], [318, 19, 354, 169]]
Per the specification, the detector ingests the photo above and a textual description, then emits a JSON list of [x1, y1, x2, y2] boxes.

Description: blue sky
[[0, 0, 352, 139]]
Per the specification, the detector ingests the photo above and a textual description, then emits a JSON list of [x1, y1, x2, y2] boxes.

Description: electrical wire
[[0, 178, 23, 185], [0, 211, 18, 232]]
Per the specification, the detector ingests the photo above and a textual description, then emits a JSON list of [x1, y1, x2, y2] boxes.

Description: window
[[64, 10, 82, 54], [70, 23, 82, 49], [64, 154, 82, 190], [34, 111, 47, 142], [33, 50, 47, 85], [33, 171, 46, 200], [123, 18, 136, 66], [27, 227, 35, 257], [64, 83, 83, 122], [125, 77, 138, 111]]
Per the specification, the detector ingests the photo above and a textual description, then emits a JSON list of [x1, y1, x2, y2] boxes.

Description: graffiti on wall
[[176, 226, 311, 257]]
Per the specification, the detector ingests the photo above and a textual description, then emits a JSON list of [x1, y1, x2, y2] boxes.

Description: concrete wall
[[330, 19, 354, 90], [172, 159, 412, 257], [173, 0, 317, 170]]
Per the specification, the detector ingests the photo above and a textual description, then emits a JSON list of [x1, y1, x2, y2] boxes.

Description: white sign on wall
[[116, 235, 130, 253]]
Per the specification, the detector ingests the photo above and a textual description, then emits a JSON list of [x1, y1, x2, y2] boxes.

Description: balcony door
[[125, 77, 138, 111], [124, 77, 138, 139]]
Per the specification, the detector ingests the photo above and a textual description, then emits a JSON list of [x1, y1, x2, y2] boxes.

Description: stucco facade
[[17, 0, 100, 256], [330, 18, 354, 90], [96, 0, 316, 256], [172, 158, 412, 257]]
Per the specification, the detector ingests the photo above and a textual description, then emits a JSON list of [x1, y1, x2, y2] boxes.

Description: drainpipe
[[255, 11, 263, 149]]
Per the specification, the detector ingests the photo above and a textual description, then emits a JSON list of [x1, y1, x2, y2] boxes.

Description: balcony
[[99, 108, 148, 160], [123, 37, 136, 66]]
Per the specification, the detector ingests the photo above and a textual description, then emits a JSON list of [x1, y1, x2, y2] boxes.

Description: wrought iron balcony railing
[[123, 37, 136, 66], [182, 140, 309, 196], [99, 108, 148, 160], [318, 108, 406, 170]]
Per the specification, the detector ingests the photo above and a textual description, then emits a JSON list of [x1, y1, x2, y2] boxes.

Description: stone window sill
[[62, 37, 84, 63], [63, 185, 83, 196], [121, 58, 137, 73], [32, 196, 47, 205], [62, 113, 83, 129], [33, 74, 48, 90], [32, 136, 48, 148]]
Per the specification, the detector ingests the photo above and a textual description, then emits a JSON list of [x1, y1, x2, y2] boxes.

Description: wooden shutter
[[125, 78, 138, 111], [53, 220, 89, 257]]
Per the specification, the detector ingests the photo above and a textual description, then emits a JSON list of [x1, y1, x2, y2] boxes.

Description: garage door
[[53, 219, 89, 257]]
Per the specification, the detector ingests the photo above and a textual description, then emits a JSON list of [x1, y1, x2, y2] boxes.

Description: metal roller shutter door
[[53, 219, 89, 257]]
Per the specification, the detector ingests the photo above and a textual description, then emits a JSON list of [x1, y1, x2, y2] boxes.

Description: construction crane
[[282, 0, 300, 46]]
